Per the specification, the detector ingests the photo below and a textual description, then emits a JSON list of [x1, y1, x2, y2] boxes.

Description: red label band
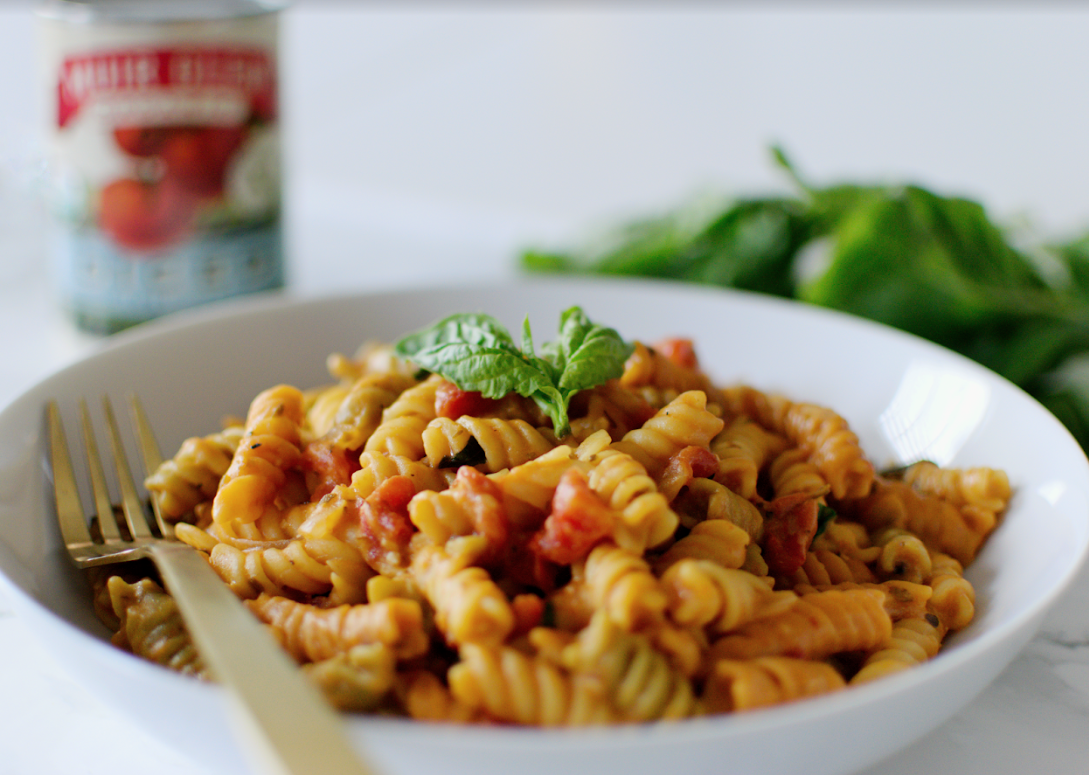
[[57, 46, 277, 128]]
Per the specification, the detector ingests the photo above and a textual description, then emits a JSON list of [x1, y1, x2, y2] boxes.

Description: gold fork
[[47, 395, 375, 775]]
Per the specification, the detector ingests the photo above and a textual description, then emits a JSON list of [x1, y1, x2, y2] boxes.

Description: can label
[[40, 12, 283, 332]]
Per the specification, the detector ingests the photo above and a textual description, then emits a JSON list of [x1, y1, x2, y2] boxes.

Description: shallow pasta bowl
[[1, 277, 1087, 775]]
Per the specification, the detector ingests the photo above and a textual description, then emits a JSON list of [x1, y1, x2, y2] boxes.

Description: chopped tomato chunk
[[658, 445, 720, 501], [448, 466, 509, 562], [435, 380, 501, 419], [760, 491, 821, 577], [301, 439, 359, 500], [654, 338, 699, 370], [530, 468, 614, 565], [356, 475, 417, 570]]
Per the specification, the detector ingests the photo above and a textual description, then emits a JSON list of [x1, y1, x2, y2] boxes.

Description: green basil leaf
[[554, 307, 633, 393], [530, 385, 575, 438], [395, 312, 516, 358], [393, 308, 633, 440], [407, 342, 553, 400], [814, 504, 837, 539], [520, 316, 536, 359]]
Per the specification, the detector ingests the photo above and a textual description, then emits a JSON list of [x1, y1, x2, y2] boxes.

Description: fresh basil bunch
[[522, 147, 1089, 452], [394, 307, 633, 439]]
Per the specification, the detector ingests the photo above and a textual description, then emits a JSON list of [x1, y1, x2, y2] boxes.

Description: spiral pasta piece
[[577, 542, 668, 632], [722, 387, 874, 500], [707, 588, 892, 663], [107, 576, 208, 677], [318, 371, 417, 451], [901, 460, 1012, 513], [703, 656, 846, 712], [673, 478, 764, 541], [777, 548, 877, 588], [363, 374, 442, 459], [661, 559, 796, 634], [610, 391, 725, 479], [851, 615, 945, 684], [721, 385, 793, 433], [654, 519, 751, 573], [145, 424, 244, 522], [579, 440, 680, 553], [811, 520, 880, 564], [872, 526, 933, 584], [208, 535, 368, 601], [789, 580, 932, 622], [410, 536, 515, 647], [710, 417, 789, 500], [408, 466, 509, 556], [901, 460, 1009, 541], [247, 593, 429, 662], [305, 643, 397, 711], [619, 340, 719, 397], [768, 447, 830, 500], [423, 415, 556, 473], [349, 451, 456, 500], [781, 402, 874, 501], [926, 552, 975, 631], [449, 643, 614, 726], [846, 476, 989, 565], [563, 611, 699, 721], [213, 385, 306, 536]]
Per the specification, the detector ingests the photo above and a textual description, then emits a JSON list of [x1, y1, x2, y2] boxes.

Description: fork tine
[[79, 398, 122, 542], [127, 393, 173, 539], [47, 401, 93, 553], [101, 396, 154, 540]]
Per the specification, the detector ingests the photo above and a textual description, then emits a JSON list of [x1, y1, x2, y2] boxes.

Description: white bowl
[[1, 277, 1086, 775]]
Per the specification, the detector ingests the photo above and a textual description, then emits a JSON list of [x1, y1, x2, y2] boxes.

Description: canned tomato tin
[[37, 0, 286, 333]]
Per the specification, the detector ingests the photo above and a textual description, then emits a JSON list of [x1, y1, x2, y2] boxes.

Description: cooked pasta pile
[[93, 332, 1010, 723]]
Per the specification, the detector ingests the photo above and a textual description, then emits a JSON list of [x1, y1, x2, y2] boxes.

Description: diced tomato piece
[[356, 475, 417, 570], [761, 492, 821, 577], [530, 468, 614, 566], [658, 445, 720, 501], [449, 466, 509, 560], [301, 439, 359, 500], [654, 338, 700, 370], [435, 380, 501, 419]]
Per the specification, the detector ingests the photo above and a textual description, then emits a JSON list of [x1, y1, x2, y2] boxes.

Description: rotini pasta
[[89, 321, 1009, 727], [703, 656, 846, 712], [144, 424, 244, 522], [107, 576, 208, 677]]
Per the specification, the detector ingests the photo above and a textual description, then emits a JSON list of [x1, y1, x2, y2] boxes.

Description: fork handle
[[150, 543, 374, 775]]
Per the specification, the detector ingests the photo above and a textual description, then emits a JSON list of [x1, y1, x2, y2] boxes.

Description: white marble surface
[[2, 2, 1089, 773]]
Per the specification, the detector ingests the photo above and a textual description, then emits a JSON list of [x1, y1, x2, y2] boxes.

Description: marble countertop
[[2, 3, 1088, 773]]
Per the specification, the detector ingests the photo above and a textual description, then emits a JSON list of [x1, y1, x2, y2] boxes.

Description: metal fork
[[47, 396, 375, 775]]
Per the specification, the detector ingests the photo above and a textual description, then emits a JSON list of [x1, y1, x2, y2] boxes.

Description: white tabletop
[[2, 3, 1089, 773]]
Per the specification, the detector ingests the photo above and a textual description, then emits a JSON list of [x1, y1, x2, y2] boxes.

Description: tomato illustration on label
[[102, 122, 253, 251], [98, 176, 197, 252], [159, 125, 250, 199]]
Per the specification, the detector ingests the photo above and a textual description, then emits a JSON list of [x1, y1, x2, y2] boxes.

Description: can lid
[[36, 0, 286, 24]]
